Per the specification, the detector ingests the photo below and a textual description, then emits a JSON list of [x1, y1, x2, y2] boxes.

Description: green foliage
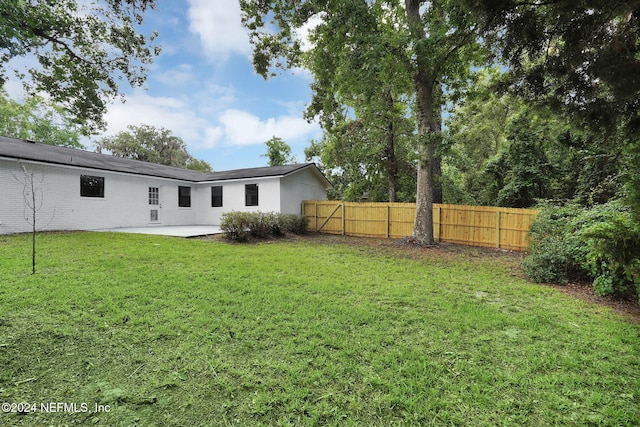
[[0, 0, 160, 133], [467, 1, 640, 137], [496, 113, 553, 207], [524, 201, 640, 301], [572, 201, 640, 299], [623, 137, 640, 222], [0, 89, 83, 147], [262, 136, 295, 166], [278, 213, 310, 234], [522, 203, 582, 285], [219, 211, 253, 241], [96, 124, 211, 171], [445, 69, 627, 208], [241, 0, 487, 243], [220, 211, 309, 241], [440, 163, 475, 205], [299, 2, 416, 203], [308, 126, 417, 203]]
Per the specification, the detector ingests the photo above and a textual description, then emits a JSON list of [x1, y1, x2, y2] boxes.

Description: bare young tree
[[13, 162, 55, 274]]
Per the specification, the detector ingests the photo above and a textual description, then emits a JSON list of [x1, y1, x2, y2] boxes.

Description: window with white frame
[[149, 187, 159, 205]]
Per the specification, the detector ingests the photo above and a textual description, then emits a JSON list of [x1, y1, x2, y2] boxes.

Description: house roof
[[0, 136, 332, 187]]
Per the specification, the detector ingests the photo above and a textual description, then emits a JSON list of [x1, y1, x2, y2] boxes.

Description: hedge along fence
[[302, 200, 539, 251]]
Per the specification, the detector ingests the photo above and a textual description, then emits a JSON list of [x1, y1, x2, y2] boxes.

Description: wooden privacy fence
[[302, 200, 539, 251]]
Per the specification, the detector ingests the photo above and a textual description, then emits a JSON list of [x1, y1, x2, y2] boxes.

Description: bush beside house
[[220, 211, 309, 242]]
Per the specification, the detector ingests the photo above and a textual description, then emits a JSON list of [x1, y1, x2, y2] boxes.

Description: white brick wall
[[0, 159, 328, 235], [195, 177, 282, 225], [280, 168, 329, 214], [0, 159, 200, 234]]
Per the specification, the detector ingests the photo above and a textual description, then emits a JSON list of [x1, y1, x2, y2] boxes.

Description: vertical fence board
[[302, 200, 538, 251]]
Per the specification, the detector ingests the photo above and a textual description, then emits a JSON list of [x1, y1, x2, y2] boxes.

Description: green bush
[[523, 200, 640, 301], [278, 214, 309, 234], [572, 200, 640, 299], [220, 211, 309, 241], [220, 211, 253, 242], [522, 203, 582, 284], [248, 212, 276, 238]]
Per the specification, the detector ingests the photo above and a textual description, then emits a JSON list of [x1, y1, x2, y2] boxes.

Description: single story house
[[0, 136, 331, 235]]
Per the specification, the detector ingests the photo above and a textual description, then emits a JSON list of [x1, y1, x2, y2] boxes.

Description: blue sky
[[101, 0, 321, 171], [4, 1, 320, 172]]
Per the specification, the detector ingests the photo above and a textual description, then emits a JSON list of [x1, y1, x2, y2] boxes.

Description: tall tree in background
[[0, 89, 83, 148], [305, 118, 417, 202], [241, 0, 484, 244], [96, 124, 212, 172], [302, 1, 414, 202], [0, 0, 160, 133], [467, 1, 640, 134], [444, 70, 625, 208], [262, 136, 296, 166], [467, 1, 640, 214]]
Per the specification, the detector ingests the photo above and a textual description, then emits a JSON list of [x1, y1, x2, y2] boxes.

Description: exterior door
[[149, 186, 162, 224]]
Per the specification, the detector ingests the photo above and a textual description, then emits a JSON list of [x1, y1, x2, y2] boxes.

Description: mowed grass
[[0, 232, 638, 426]]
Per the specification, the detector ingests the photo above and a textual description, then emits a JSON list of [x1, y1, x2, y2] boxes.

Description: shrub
[[220, 211, 309, 241], [523, 200, 640, 302], [572, 200, 640, 299], [220, 211, 253, 242], [248, 212, 276, 238], [522, 203, 582, 284], [278, 214, 309, 234]]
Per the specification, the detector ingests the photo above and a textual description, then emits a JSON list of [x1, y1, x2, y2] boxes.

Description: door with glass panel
[[149, 186, 162, 223]]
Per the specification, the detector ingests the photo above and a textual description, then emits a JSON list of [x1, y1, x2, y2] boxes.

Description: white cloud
[[155, 64, 196, 85], [101, 90, 219, 147], [187, 0, 251, 60], [218, 109, 319, 146], [99, 91, 318, 152], [295, 12, 325, 52]]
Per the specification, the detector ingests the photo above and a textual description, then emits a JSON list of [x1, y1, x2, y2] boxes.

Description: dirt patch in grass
[[206, 232, 640, 323], [549, 281, 640, 324]]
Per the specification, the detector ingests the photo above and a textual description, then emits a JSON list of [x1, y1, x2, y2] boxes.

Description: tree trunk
[[405, 0, 439, 245], [385, 121, 398, 203]]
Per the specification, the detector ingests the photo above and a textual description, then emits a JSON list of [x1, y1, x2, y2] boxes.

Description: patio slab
[[96, 225, 222, 237]]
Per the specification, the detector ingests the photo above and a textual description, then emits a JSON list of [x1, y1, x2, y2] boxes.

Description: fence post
[[314, 201, 318, 232], [496, 210, 501, 248], [341, 203, 345, 236], [386, 205, 390, 238]]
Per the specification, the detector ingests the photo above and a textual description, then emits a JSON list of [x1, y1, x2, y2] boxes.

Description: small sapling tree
[[13, 162, 55, 274]]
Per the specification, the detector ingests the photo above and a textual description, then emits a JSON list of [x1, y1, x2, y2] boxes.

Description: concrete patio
[[96, 225, 222, 237]]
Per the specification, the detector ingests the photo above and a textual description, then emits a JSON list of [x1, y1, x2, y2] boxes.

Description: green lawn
[[0, 232, 638, 426]]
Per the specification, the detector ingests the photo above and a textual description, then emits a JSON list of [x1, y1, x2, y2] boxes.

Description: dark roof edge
[[0, 136, 332, 186]]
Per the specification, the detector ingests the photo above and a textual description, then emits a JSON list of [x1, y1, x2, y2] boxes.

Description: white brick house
[[0, 136, 331, 235]]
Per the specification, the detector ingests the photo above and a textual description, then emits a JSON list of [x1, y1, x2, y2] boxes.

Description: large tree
[[445, 70, 625, 208], [301, 1, 415, 202], [0, 89, 83, 148], [305, 118, 417, 202], [241, 0, 483, 244], [466, 0, 640, 133], [262, 136, 296, 166], [0, 0, 160, 134], [467, 0, 640, 216], [96, 124, 212, 172]]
